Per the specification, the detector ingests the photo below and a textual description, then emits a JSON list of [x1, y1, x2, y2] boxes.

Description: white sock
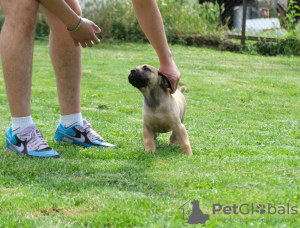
[[60, 113, 83, 129], [11, 116, 34, 136]]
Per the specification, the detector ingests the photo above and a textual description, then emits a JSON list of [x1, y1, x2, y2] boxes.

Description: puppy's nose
[[131, 69, 136, 74]]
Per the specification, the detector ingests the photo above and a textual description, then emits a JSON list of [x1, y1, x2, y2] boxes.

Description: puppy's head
[[128, 65, 171, 94]]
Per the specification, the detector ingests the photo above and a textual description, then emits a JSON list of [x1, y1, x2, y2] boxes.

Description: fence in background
[[0, 0, 296, 48], [198, 0, 292, 45]]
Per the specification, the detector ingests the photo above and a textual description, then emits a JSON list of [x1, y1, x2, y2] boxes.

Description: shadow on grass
[[0, 138, 188, 197]]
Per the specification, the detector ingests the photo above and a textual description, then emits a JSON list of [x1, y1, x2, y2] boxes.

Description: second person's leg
[[40, 0, 117, 148], [40, 0, 82, 117]]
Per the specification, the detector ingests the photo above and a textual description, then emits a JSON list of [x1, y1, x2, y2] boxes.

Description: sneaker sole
[[5, 147, 61, 159], [54, 136, 118, 149]]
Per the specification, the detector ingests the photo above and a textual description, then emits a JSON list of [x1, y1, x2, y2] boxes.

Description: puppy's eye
[[143, 65, 152, 72]]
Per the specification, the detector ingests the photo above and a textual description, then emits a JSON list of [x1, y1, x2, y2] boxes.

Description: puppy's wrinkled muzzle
[[128, 70, 150, 89]]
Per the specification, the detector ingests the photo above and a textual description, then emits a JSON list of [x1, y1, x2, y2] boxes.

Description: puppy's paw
[[144, 146, 156, 153], [144, 148, 156, 156], [185, 151, 193, 157]]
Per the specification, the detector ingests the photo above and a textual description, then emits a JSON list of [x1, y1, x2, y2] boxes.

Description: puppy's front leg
[[143, 125, 156, 152], [173, 123, 192, 156]]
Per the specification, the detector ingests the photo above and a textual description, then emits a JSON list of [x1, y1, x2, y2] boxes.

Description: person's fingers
[[168, 76, 180, 94], [81, 42, 87, 48], [87, 41, 94, 47], [69, 19, 101, 48], [168, 86, 176, 94], [159, 63, 180, 94], [92, 34, 100, 45], [92, 22, 101, 33], [173, 79, 179, 93], [173, 80, 178, 93]]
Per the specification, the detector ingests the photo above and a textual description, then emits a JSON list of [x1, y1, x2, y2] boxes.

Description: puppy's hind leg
[[169, 131, 177, 144], [143, 125, 156, 153], [173, 123, 192, 156]]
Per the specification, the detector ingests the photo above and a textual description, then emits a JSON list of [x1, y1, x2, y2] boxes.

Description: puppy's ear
[[158, 71, 172, 90]]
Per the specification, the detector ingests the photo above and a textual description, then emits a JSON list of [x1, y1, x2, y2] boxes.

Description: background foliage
[[81, 0, 226, 42], [0, 0, 299, 55]]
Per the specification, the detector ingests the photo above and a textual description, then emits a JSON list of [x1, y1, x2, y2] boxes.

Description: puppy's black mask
[[128, 68, 150, 89]]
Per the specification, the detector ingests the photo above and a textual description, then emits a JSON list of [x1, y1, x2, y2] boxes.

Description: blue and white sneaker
[[54, 119, 117, 149], [6, 124, 61, 158]]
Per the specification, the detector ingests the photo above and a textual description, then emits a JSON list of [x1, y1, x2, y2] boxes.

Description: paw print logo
[[256, 204, 266, 214]]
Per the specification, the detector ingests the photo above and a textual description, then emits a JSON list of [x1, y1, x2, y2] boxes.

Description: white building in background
[[233, 0, 289, 35]]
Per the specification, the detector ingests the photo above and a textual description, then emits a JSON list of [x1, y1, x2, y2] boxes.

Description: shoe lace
[[19, 127, 50, 150], [77, 121, 104, 141]]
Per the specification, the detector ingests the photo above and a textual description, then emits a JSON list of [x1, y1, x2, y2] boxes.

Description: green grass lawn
[[0, 40, 300, 227]]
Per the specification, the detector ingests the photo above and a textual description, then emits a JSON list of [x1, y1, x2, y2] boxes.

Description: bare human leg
[[132, 0, 180, 93], [0, 0, 39, 117], [39, 0, 82, 116], [1, 0, 61, 158]]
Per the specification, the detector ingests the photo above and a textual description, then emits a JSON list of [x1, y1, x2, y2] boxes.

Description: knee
[[43, 1, 82, 35], [5, 14, 37, 36], [3, 3, 38, 35]]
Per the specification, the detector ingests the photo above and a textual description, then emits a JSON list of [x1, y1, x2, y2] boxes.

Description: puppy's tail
[[179, 86, 187, 93]]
